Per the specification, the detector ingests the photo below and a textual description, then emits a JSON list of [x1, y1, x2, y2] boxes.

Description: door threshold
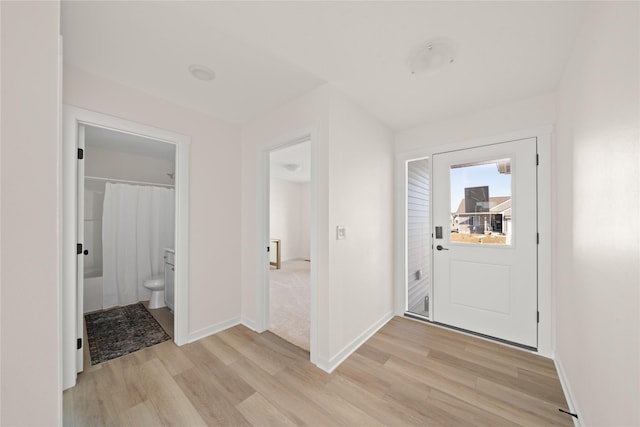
[[403, 312, 537, 353]]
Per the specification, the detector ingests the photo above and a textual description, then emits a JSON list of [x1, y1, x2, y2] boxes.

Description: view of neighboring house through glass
[[450, 159, 512, 245]]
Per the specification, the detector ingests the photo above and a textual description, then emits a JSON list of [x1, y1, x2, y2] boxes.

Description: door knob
[[436, 245, 449, 251]]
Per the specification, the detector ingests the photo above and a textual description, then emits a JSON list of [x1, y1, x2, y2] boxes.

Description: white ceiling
[[270, 141, 311, 183], [61, 1, 586, 131]]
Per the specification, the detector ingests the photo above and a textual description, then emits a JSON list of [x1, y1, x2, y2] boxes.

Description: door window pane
[[407, 158, 430, 318], [450, 159, 511, 245]]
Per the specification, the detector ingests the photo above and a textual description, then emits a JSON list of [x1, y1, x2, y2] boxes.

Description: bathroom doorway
[[268, 140, 311, 351], [80, 125, 176, 368], [62, 106, 191, 389]]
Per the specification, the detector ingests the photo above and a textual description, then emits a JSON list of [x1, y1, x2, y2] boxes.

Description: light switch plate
[[336, 225, 346, 240]]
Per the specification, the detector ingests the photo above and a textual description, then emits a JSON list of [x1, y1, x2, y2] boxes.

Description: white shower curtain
[[102, 183, 175, 309]]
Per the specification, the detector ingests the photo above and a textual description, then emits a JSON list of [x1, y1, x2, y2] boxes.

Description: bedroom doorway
[[268, 140, 311, 351]]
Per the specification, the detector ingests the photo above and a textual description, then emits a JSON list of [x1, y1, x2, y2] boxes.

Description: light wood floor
[[65, 316, 573, 426]]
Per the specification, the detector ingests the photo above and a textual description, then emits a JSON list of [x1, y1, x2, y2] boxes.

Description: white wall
[[85, 145, 175, 185], [0, 2, 61, 425], [395, 92, 556, 153], [554, 3, 640, 425], [240, 85, 330, 358], [270, 178, 310, 261], [241, 85, 394, 369], [326, 89, 394, 362], [64, 66, 242, 335]]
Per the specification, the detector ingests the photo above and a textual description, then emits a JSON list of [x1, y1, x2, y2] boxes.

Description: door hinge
[[267, 246, 270, 252], [537, 233, 540, 244], [537, 311, 540, 323], [77, 338, 82, 350], [77, 243, 83, 255], [536, 154, 539, 165], [77, 148, 84, 160]]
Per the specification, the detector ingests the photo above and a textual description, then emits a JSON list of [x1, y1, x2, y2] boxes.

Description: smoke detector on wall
[[408, 38, 456, 75]]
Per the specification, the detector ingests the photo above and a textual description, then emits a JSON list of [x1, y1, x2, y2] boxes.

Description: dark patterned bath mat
[[85, 302, 171, 365]]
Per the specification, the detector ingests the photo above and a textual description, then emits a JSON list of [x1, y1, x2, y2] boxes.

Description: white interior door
[[76, 124, 85, 372], [432, 138, 538, 348]]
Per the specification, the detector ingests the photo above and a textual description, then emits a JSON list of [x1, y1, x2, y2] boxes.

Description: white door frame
[[61, 106, 191, 389], [255, 127, 318, 364], [395, 126, 552, 357]]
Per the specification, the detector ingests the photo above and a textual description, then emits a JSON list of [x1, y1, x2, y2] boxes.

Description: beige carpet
[[269, 259, 310, 351]]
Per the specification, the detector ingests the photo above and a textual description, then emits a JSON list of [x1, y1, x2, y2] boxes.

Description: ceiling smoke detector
[[408, 39, 456, 75], [188, 64, 216, 81], [283, 163, 302, 172]]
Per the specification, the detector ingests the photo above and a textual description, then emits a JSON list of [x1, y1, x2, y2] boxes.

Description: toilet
[[143, 275, 165, 309]]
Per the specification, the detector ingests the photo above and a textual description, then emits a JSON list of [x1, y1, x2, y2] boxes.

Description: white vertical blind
[[407, 159, 430, 316]]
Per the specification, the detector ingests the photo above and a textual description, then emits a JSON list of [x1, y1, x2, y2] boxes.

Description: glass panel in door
[[450, 159, 512, 245], [406, 158, 431, 318]]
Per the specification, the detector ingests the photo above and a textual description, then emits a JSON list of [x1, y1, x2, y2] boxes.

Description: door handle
[[436, 245, 449, 251]]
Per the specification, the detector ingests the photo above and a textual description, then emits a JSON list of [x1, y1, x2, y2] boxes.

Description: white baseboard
[[187, 316, 241, 343], [554, 355, 583, 427], [314, 311, 394, 373], [240, 316, 259, 332]]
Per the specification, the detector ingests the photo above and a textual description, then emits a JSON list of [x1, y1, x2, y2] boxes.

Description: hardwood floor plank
[[218, 327, 289, 375], [174, 366, 251, 426], [64, 371, 113, 426], [384, 353, 572, 426], [451, 345, 521, 378], [384, 354, 475, 399], [151, 340, 195, 376], [355, 341, 392, 365], [64, 317, 572, 426], [230, 357, 338, 426], [517, 367, 568, 406], [276, 366, 384, 426], [476, 377, 574, 426], [324, 375, 423, 426], [465, 340, 557, 373], [180, 341, 255, 405], [381, 378, 463, 426], [199, 333, 243, 365], [365, 333, 430, 366], [105, 400, 164, 427], [137, 358, 207, 426], [236, 392, 298, 427], [337, 352, 397, 398], [427, 389, 516, 427]]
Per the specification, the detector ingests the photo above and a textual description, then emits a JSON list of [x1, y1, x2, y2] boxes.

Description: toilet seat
[[144, 275, 164, 291]]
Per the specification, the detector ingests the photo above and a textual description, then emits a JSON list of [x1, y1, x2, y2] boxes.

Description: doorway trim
[[395, 126, 552, 357], [61, 106, 190, 389], [256, 126, 317, 364]]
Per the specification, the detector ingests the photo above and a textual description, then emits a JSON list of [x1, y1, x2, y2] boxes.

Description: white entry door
[[432, 138, 538, 348]]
